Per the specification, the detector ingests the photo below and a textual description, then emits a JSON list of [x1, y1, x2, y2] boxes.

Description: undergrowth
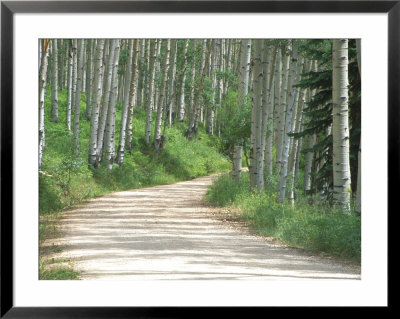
[[205, 171, 361, 262]]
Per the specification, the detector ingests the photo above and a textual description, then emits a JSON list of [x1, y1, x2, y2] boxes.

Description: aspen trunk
[[251, 40, 265, 190], [85, 39, 93, 120], [332, 39, 351, 211], [126, 39, 140, 151], [178, 40, 189, 122], [276, 44, 290, 173], [116, 39, 134, 165], [96, 39, 115, 164], [73, 39, 85, 156], [50, 39, 59, 122], [66, 41, 73, 131], [232, 39, 251, 182], [278, 40, 298, 202], [88, 39, 105, 167], [103, 39, 120, 169], [167, 39, 177, 127], [145, 40, 157, 145], [39, 39, 49, 169], [154, 39, 171, 151]]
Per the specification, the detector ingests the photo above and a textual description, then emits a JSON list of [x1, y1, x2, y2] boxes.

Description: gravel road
[[44, 173, 361, 280]]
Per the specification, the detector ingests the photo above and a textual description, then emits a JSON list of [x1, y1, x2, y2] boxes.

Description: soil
[[42, 173, 361, 280]]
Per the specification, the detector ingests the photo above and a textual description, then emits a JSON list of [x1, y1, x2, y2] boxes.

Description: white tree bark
[[50, 39, 59, 123], [154, 39, 171, 151], [356, 39, 361, 215], [126, 39, 140, 151], [73, 39, 85, 156], [85, 39, 94, 120], [251, 40, 265, 190], [332, 39, 351, 211], [178, 40, 189, 122], [104, 39, 121, 169], [96, 39, 115, 163], [167, 39, 177, 127], [66, 41, 74, 131], [88, 39, 105, 167], [39, 39, 49, 169], [232, 39, 251, 183], [278, 40, 298, 202], [145, 40, 157, 145], [276, 43, 291, 173], [116, 39, 134, 165]]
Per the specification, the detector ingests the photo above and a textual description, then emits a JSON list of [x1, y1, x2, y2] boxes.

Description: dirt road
[[45, 174, 361, 280]]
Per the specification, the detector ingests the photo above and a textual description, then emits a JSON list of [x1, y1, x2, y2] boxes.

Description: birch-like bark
[[251, 40, 265, 190], [88, 39, 105, 167], [58, 39, 65, 92], [278, 40, 298, 202], [232, 39, 251, 183], [50, 39, 59, 122], [85, 39, 93, 120], [356, 39, 361, 215], [66, 41, 73, 131], [126, 39, 140, 151], [188, 40, 197, 127], [97, 39, 115, 163], [73, 39, 85, 156], [154, 39, 171, 151], [116, 39, 134, 165], [103, 39, 121, 169], [187, 39, 213, 139], [332, 39, 351, 211], [273, 46, 282, 161], [178, 40, 189, 121], [276, 43, 290, 172], [39, 39, 50, 169], [71, 39, 78, 117], [206, 40, 217, 135], [167, 39, 177, 127], [136, 39, 146, 108], [145, 40, 157, 145]]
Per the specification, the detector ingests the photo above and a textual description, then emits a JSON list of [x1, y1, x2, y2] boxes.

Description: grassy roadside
[[39, 90, 232, 279], [205, 172, 361, 264]]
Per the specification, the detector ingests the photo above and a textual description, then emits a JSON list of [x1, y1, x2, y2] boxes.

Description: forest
[[39, 38, 361, 280]]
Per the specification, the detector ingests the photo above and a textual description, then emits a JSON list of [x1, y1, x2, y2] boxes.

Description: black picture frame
[[1, 1, 394, 317]]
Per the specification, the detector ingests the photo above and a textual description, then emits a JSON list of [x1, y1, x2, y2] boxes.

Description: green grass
[[205, 171, 361, 262], [40, 89, 231, 214]]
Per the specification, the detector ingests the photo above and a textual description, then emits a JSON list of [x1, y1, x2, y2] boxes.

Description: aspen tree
[[58, 39, 65, 92], [356, 39, 361, 215], [178, 40, 189, 122], [303, 60, 318, 193], [116, 39, 134, 165], [232, 39, 251, 183], [126, 39, 140, 151], [250, 39, 265, 190], [88, 39, 105, 167], [167, 39, 177, 127], [278, 40, 298, 202], [262, 42, 277, 178], [39, 39, 50, 169], [276, 43, 290, 172], [66, 41, 73, 131], [188, 40, 197, 126], [73, 39, 85, 156], [136, 39, 146, 108], [154, 39, 171, 151], [104, 39, 121, 169], [51, 39, 59, 122], [207, 40, 217, 135], [145, 40, 157, 145], [85, 39, 93, 120], [97, 39, 115, 163], [332, 39, 351, 211], [187, 39, 212, 139], [273, 45, 282, 159], [71, 39, 78, 116]]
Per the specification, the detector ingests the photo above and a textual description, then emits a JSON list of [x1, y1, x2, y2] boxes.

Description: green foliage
[[40, 89, 231, 215], [206, 172, 361, 262]]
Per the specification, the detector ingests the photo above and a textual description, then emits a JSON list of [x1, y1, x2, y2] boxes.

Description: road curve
[[47, 174, 361, 280]]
